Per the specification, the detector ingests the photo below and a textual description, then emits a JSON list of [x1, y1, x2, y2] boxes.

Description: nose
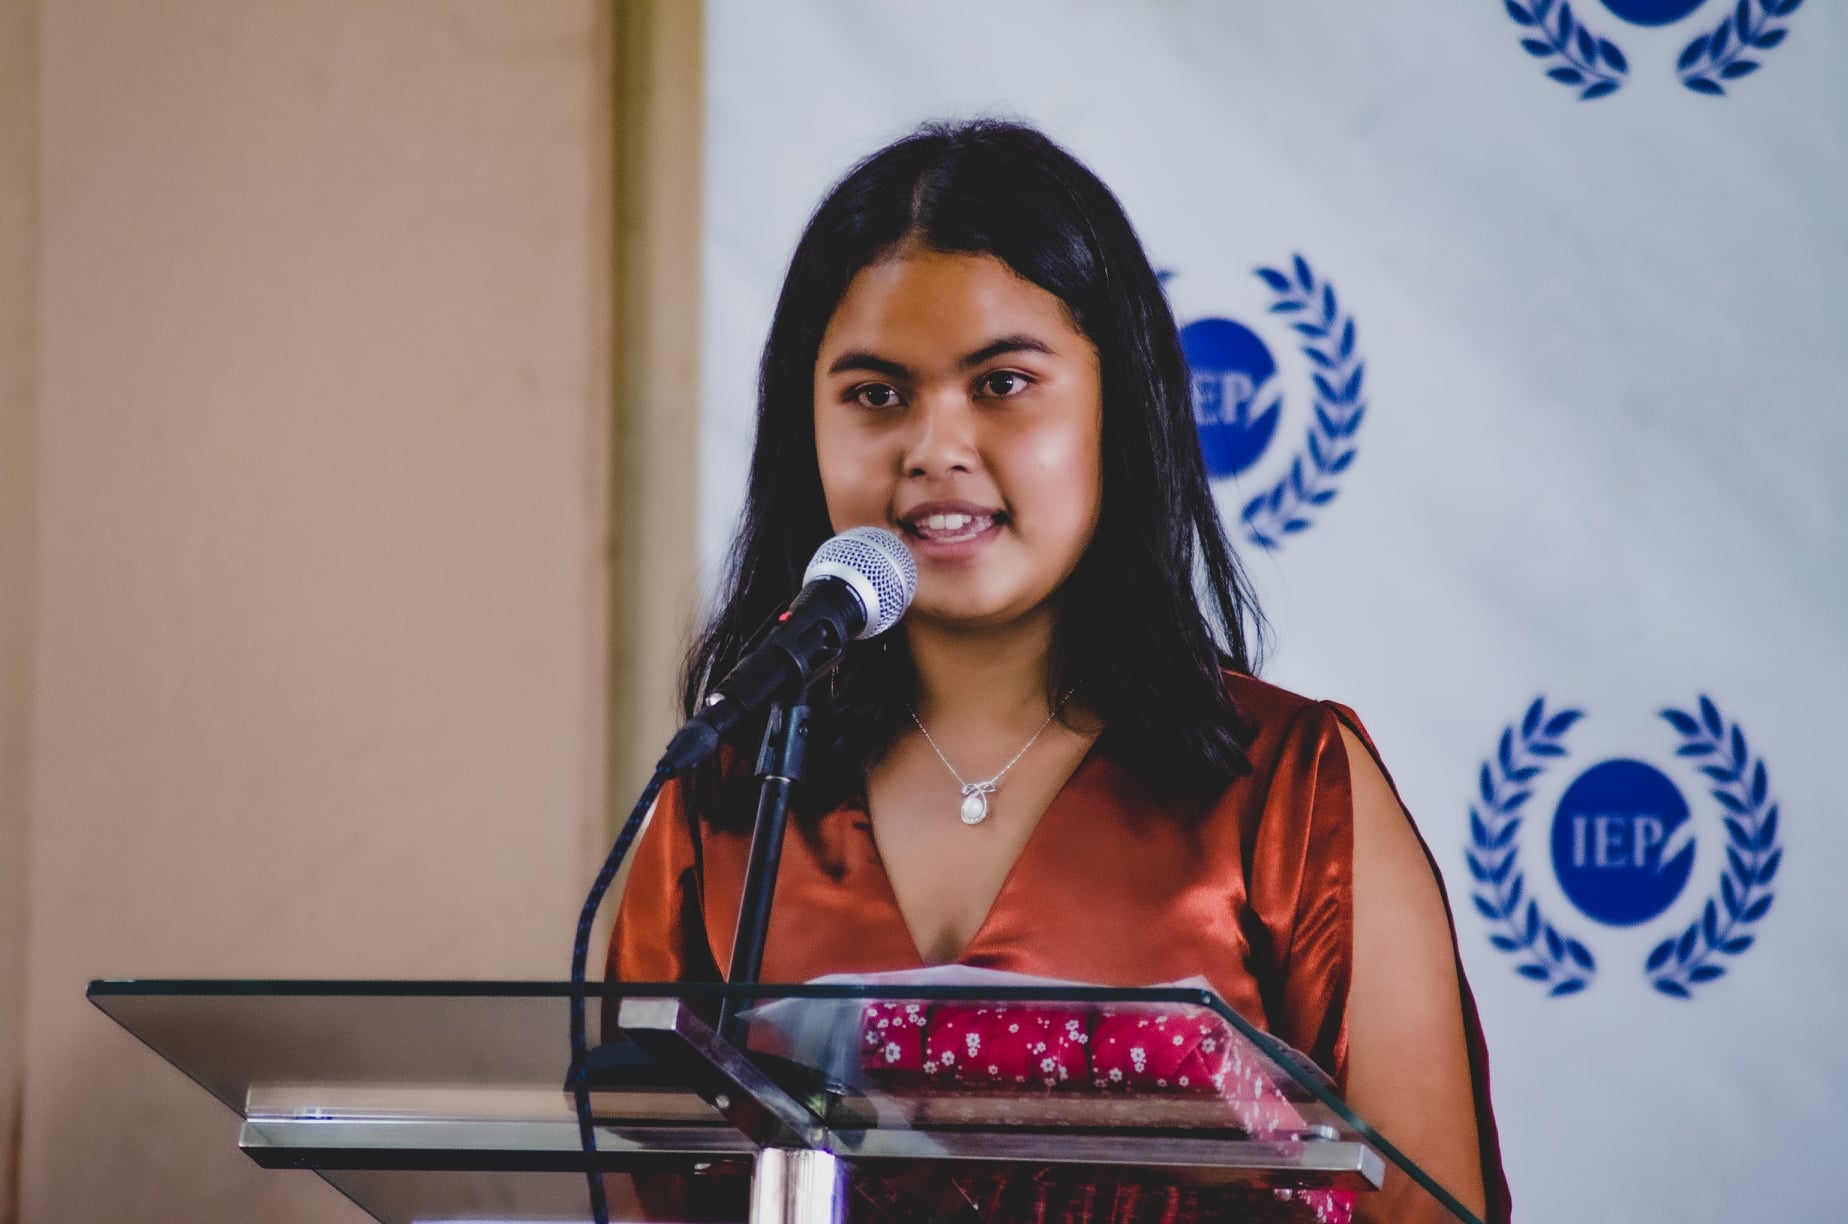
[[901, 390, 980, 479]]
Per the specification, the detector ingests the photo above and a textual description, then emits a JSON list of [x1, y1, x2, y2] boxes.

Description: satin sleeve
[[604, 778, 722, 984], [1243, 700, 1356, 1087]]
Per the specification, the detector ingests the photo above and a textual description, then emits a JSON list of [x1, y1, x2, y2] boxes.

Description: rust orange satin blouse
[[607, 674, 1510, 1219]]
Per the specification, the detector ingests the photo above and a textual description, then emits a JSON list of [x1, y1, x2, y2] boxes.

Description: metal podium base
[[751, 1147, 846, 1224]]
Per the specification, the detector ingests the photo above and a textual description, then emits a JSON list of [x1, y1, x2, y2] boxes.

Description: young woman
[[609, 120, 1509, 1223]]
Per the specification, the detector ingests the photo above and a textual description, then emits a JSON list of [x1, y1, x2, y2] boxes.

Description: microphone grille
[[803, 526, 918, 639]]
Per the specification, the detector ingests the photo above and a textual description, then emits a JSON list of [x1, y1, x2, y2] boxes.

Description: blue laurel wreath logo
[[1645, 696, 1782, 997], [1501, 0, 1805, 99], [1242, 256, 1364, 550], [1676, 0, 1805, 96], [1467, 698, 1599, 996], [1468, 694, 1781, 997], [1504, 0, 1630, 100]]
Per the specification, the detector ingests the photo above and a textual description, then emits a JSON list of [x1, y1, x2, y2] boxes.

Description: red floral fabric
[[924, 1004, 1091, 1090], [854, 1001, 1353, 1224]]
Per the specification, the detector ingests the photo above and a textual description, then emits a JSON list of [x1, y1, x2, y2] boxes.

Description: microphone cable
[[564, 526, 915, 1220], [569, 757, 674, 1224]]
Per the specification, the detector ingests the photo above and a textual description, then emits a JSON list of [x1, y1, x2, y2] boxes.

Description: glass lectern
[[89, 979, 1483, 1223]]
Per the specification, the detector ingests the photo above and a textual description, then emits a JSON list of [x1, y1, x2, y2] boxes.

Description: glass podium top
[[89, 979, 1484, 1224]]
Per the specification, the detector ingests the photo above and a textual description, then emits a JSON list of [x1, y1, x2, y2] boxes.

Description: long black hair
[[685, 119, 1266, 824]]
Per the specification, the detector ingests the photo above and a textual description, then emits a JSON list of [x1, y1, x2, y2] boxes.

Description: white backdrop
[[699, 3, 1848, 1219]]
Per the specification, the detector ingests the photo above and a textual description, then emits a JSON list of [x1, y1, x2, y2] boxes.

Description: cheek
[[813, 435, 851, 525], [1013, 421, 1103, 541], [813, 416, 885, 523]]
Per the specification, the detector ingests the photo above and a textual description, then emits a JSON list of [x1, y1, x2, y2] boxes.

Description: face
[[813, 247, 1104, 633]]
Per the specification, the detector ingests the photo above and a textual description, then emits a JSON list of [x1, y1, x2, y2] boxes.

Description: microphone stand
[[718, 696, 810, 1043]]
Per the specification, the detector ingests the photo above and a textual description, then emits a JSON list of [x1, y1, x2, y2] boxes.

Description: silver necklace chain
[[907, 690, 1074, 827]]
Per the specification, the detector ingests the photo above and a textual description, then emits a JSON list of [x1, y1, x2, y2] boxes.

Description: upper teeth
[[926, 513, 973, 531]]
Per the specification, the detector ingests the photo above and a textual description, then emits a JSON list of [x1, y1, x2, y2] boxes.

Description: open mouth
[[903, 510, 1001, 545]]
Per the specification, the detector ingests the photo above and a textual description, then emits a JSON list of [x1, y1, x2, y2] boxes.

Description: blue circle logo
[[1601, 0, 1706, 26], [1181, 318, 1280, 479], [1549, 758, 1695, 926]]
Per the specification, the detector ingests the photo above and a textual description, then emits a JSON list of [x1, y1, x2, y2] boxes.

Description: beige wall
[[1, 2, 39, 1216], [609, 0, 703, 819], [14, 2, 624, 1219]]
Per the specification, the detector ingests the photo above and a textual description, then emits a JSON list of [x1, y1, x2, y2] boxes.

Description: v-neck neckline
[[854, 736, 1104, 968]]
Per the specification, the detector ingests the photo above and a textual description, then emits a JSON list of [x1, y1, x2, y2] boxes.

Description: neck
[[904, 609, 1064, 730]]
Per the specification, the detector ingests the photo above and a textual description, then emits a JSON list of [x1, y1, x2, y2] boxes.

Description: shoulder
[[1222, 671, 1368, 772], [1223, 670, 1356, 727], [1213, 674, 1410, 867]]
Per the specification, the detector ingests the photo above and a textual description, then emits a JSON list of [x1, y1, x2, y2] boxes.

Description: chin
[[909, 593, 1051, 633]]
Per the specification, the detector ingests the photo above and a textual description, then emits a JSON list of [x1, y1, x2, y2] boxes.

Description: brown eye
[[979, 370, 1029, 398], [854, 384, 902, 410]]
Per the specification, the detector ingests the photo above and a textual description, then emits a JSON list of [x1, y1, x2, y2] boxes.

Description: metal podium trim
[[238, 1114, 1381, 1191], [614, 997, 827, 1150]]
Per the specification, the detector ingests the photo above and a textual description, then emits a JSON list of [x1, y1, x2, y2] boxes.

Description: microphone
[[660, 526, 917, 770]]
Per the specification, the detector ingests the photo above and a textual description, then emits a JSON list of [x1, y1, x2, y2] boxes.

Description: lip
[[895, 499, 1006, 564]]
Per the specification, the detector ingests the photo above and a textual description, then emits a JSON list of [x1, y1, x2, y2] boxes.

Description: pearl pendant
[[959, 785, 992, 826]]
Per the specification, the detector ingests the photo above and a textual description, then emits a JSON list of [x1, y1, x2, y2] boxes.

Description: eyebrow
[[825, 333, 1056, 378]]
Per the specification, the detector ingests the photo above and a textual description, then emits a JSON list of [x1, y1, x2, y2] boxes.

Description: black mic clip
[[660, 578, 862, 772]]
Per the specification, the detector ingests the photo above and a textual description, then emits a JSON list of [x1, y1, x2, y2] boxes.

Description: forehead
[[818, 248, 1085, 363]]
